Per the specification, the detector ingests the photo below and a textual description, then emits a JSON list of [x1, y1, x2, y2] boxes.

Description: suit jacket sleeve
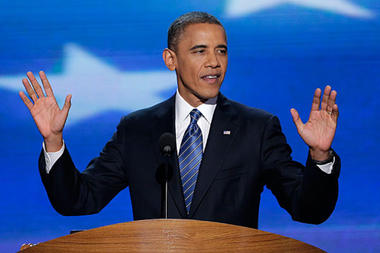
[[261, 115, 340, 224], [39, 119, 129, 216]]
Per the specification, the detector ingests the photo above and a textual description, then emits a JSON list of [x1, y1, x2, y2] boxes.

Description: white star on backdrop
[[225, 0, 374, 18], [0, 43, 177, 125]]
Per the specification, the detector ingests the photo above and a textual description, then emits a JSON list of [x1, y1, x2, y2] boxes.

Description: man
[[19, 12, 340, 229]]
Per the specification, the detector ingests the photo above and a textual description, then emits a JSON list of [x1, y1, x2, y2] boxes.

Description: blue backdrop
[[0, 1, 379, 252]]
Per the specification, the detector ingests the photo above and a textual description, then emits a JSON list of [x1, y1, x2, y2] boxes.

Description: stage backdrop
[[0, 1, 379, 252]]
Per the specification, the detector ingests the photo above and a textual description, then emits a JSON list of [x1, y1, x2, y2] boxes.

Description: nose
[[205, 52, 220, 68]]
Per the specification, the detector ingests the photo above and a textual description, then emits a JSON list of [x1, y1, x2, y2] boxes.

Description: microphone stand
[[158, 133, 175, 219], [161, 150, 172, 219], [163, 161, 169, 219]]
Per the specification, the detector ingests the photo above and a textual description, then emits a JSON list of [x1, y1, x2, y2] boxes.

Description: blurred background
[[0, 0, 379, 252]]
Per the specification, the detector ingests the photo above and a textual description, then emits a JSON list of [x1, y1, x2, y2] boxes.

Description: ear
[[162, 48, 176, 71]]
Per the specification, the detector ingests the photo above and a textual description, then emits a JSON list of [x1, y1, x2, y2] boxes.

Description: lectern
[[19, 219, 325, 252]]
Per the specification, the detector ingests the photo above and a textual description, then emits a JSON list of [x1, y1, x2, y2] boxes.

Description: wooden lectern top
[[19, 219, 325, 252]]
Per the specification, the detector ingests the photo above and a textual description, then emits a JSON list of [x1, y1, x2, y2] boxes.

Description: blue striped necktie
[[179, 109, 203, 214]]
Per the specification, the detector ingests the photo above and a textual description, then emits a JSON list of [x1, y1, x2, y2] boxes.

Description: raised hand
[[290, 85, 339, 161], [19, 71, 72, 152]]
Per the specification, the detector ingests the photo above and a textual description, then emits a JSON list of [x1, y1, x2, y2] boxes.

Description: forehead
[[178, 23, 227, 48]]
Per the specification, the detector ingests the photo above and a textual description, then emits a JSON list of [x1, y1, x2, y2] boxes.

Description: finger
[[19, 91, 33, 110], [332, 104, 339, 122], [290, 108, 304, 132], [326, 90, 337, 115], [22, 77, 38, 103], [27, 71, 45, 98], [321, 85, 331, 111], [311, 88, 321, 112], [61, 94, 72, 115], [39, 70, 55, 97]]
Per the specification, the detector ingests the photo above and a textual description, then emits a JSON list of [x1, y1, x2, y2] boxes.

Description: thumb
[[62, 94, 72, 115], [290, 108, 303, 132]]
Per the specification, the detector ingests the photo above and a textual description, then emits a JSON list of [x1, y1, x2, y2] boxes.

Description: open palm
[[291, 86, 339, 160], [19, 71, 71, 151]]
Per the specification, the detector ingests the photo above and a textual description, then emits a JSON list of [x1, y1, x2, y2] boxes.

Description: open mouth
[[201, 73, 221, 82]]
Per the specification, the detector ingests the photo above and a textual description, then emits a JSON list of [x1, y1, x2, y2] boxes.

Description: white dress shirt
[[43, 91, 333, 174], [175, 90, 217, 154]]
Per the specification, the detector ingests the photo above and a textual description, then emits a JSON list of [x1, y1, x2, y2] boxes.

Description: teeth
[[204, 75, 217, 78]]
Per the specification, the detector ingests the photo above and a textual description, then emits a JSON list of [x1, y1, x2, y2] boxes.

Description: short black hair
[[167, 11, 225, 50]]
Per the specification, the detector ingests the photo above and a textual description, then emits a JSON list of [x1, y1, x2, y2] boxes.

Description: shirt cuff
[[42, 141, 65, 174], [316, 156, 335, 174]]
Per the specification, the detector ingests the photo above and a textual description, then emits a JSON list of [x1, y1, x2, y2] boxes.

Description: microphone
[[159, 132, 176, 157], [157, 132, 175, 219]]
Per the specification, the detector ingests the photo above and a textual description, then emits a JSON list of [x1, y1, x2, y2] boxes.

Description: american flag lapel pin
[[223, 130, 231, 135]]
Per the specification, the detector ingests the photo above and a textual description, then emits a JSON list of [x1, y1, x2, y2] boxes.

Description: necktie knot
[[190, 109, 202, 124]]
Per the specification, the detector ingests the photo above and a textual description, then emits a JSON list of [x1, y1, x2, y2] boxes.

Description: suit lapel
[[152, 95, 187, 217], [189, 94, 240, 217]]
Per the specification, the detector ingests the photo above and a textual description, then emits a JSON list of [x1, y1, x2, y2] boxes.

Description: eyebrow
[[216, 44, 228, 50], [189, 44, 228, 51], [189, 45, 207, 51]]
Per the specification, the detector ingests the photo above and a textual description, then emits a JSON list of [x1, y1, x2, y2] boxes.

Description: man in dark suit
[[20, 12, 340, 229]]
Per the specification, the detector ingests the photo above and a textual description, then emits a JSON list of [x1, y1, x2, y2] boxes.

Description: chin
[[197, 89, 220, 101]]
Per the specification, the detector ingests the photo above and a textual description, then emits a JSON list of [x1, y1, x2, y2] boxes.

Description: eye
[[217, 49, 227, 55], [193, 49, 205, 54]]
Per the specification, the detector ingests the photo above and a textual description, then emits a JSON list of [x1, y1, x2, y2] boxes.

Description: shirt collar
[[175, 90, 217, 124]]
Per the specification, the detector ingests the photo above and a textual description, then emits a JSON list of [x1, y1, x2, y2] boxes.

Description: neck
[[177, 89, 218, 108]]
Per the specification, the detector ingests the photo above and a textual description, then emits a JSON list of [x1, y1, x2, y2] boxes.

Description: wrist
[[313, 154, 334, 165], [310, 148, 332, 162], [44, 134, 63, 152]]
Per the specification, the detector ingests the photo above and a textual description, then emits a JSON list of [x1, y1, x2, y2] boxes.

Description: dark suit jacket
[[39, 93, 340, 229]]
